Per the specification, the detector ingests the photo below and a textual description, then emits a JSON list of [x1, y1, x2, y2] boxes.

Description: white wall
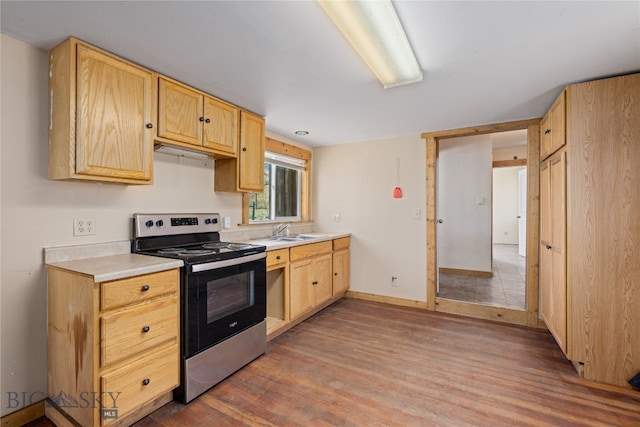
[[493, 166, 523, 244], [313, 136, 427, 302], [437, 135, 492, 272], [0, 35, 250, 416]]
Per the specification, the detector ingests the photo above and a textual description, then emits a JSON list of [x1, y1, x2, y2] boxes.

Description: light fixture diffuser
[[318, 0, 422, 88]]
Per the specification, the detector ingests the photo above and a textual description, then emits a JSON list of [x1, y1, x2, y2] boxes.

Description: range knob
[[155, 220, 164, 227], [145, 220, 154, 228], [205, 218, 211, 225]]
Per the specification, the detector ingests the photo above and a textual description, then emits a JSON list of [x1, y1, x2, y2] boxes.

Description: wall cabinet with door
[[156, 77, 238, 157], [46, 266, 180, 427], [214, 110, 265, 192], [48, 37, 265, 191], [49, 37, 155, 184], [539, 91, 566, 161], [539, 73, 640, 388]]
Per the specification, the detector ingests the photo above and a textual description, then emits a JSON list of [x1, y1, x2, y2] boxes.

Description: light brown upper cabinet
[[157, 77, 238, 157], [49, 37, 154, 184], [539, 90, 566, 161], [215, 110, 265, 192]]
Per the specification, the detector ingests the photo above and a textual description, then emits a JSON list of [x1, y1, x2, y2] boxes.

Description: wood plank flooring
[[33, 298, 640, 426]]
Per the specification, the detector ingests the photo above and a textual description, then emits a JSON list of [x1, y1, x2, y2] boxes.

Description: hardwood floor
[[32, 298, 639, 426]]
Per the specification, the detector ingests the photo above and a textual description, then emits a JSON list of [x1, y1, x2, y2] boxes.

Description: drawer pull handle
[[141, 285, 150, 292], [276, 255, 281, 260], [312, 281, 318, 285], [142, 378, 150, 386], [142, 326, 150, 333]]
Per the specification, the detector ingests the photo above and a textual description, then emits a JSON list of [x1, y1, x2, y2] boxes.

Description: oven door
[[185, 252, 266, 357]]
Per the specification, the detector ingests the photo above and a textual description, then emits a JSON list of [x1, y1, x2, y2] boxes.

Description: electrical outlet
[[332, 213, 341, 222], [391, 276, 399, 287], [73, 218, 95, 236]]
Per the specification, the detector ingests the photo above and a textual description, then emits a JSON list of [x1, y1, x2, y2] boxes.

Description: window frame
[[242, 137, 312, 224]]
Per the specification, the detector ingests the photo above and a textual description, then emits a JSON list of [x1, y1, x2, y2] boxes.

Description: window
[[244, 138, 311, 223]]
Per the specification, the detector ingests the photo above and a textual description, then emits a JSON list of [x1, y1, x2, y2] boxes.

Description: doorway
[[436, 131, 527, 310], [422, 120, 541, 327]]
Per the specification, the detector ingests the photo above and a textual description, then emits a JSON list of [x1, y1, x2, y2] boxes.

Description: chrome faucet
[[273, 223, 290, 237]]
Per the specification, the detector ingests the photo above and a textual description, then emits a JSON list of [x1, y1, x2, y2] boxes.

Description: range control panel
[[133, 213, 221, 238]]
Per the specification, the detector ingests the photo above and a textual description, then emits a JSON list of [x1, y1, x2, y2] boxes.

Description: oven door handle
[[191, 252, 266, 273]]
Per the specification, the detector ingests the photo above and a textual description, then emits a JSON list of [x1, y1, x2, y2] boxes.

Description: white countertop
[[240, 232, 351, 250], [44, 241, 184, 283], [46, 253, 183, 283]]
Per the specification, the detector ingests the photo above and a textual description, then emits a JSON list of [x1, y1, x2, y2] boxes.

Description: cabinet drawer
[[267, 249, 289, 268], [101, 343, 179, 425], [290, 241, 332, 262], [333, 237, 350, 251], [101, 296, 178, 366], [101, 270, 178, 311]]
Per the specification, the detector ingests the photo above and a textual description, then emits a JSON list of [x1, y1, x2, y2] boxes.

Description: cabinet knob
[[142, 326, 150, 333], [276, 256, 281, 260], [242, 147, 247, 152], [334, 272, 338, 276], [141, 285, 150, 292], [142, 378, 150, 386], [545, 129, 551, 134], [205, 118, 211, 123], [545, 244, 552, 250], [312, 281, 318, 285], [145, 123, 153, 129], [199, 117, 205, 122]]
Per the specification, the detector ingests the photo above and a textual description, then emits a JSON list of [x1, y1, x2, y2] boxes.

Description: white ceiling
[[2, 1, 639, 148]]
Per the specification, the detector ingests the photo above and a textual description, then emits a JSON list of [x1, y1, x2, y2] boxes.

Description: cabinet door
[[549, 152, 567, 353], [203, 96, 238, 155], [539, 152, 567, 354], [290, 259, 314, 319], [76, 45, 153, 181], [157, 77, 202, 146], [313, 254, 333, 306], [333, 249, 350, 296], [238, 111, 265, 191], [539, 161, 552, 328], [540, 113, 551, 161], [549, 92, 566, 155]]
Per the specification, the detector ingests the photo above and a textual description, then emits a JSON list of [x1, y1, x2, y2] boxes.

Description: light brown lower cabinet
[[46, 268, 180, 426], [332, 237, 351, 296], [290, 241, 333, 319], [266, 237, 350, 338]]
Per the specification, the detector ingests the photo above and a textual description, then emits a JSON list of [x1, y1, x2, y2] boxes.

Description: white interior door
[[518, 168, 527, 257]]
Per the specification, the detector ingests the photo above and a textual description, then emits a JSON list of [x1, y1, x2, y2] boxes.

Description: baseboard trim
[[439, 267, 493, 278], [1, 400, 44, 427], [346, 291, 428, 310]]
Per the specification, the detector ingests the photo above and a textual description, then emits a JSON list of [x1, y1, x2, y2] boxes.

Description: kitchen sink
[[269, 234, 319, 241]]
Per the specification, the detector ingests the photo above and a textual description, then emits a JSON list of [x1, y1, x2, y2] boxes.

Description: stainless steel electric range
[[132, 213, 267, 403]]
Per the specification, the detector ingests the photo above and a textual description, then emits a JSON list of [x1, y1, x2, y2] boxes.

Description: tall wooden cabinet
[[49, 38, 155, 184], [539, 73, 640, 388]]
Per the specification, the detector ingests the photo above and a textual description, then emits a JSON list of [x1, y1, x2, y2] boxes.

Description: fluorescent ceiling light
[[154, 144, 211, 160], [318, 0, 422, 89]]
